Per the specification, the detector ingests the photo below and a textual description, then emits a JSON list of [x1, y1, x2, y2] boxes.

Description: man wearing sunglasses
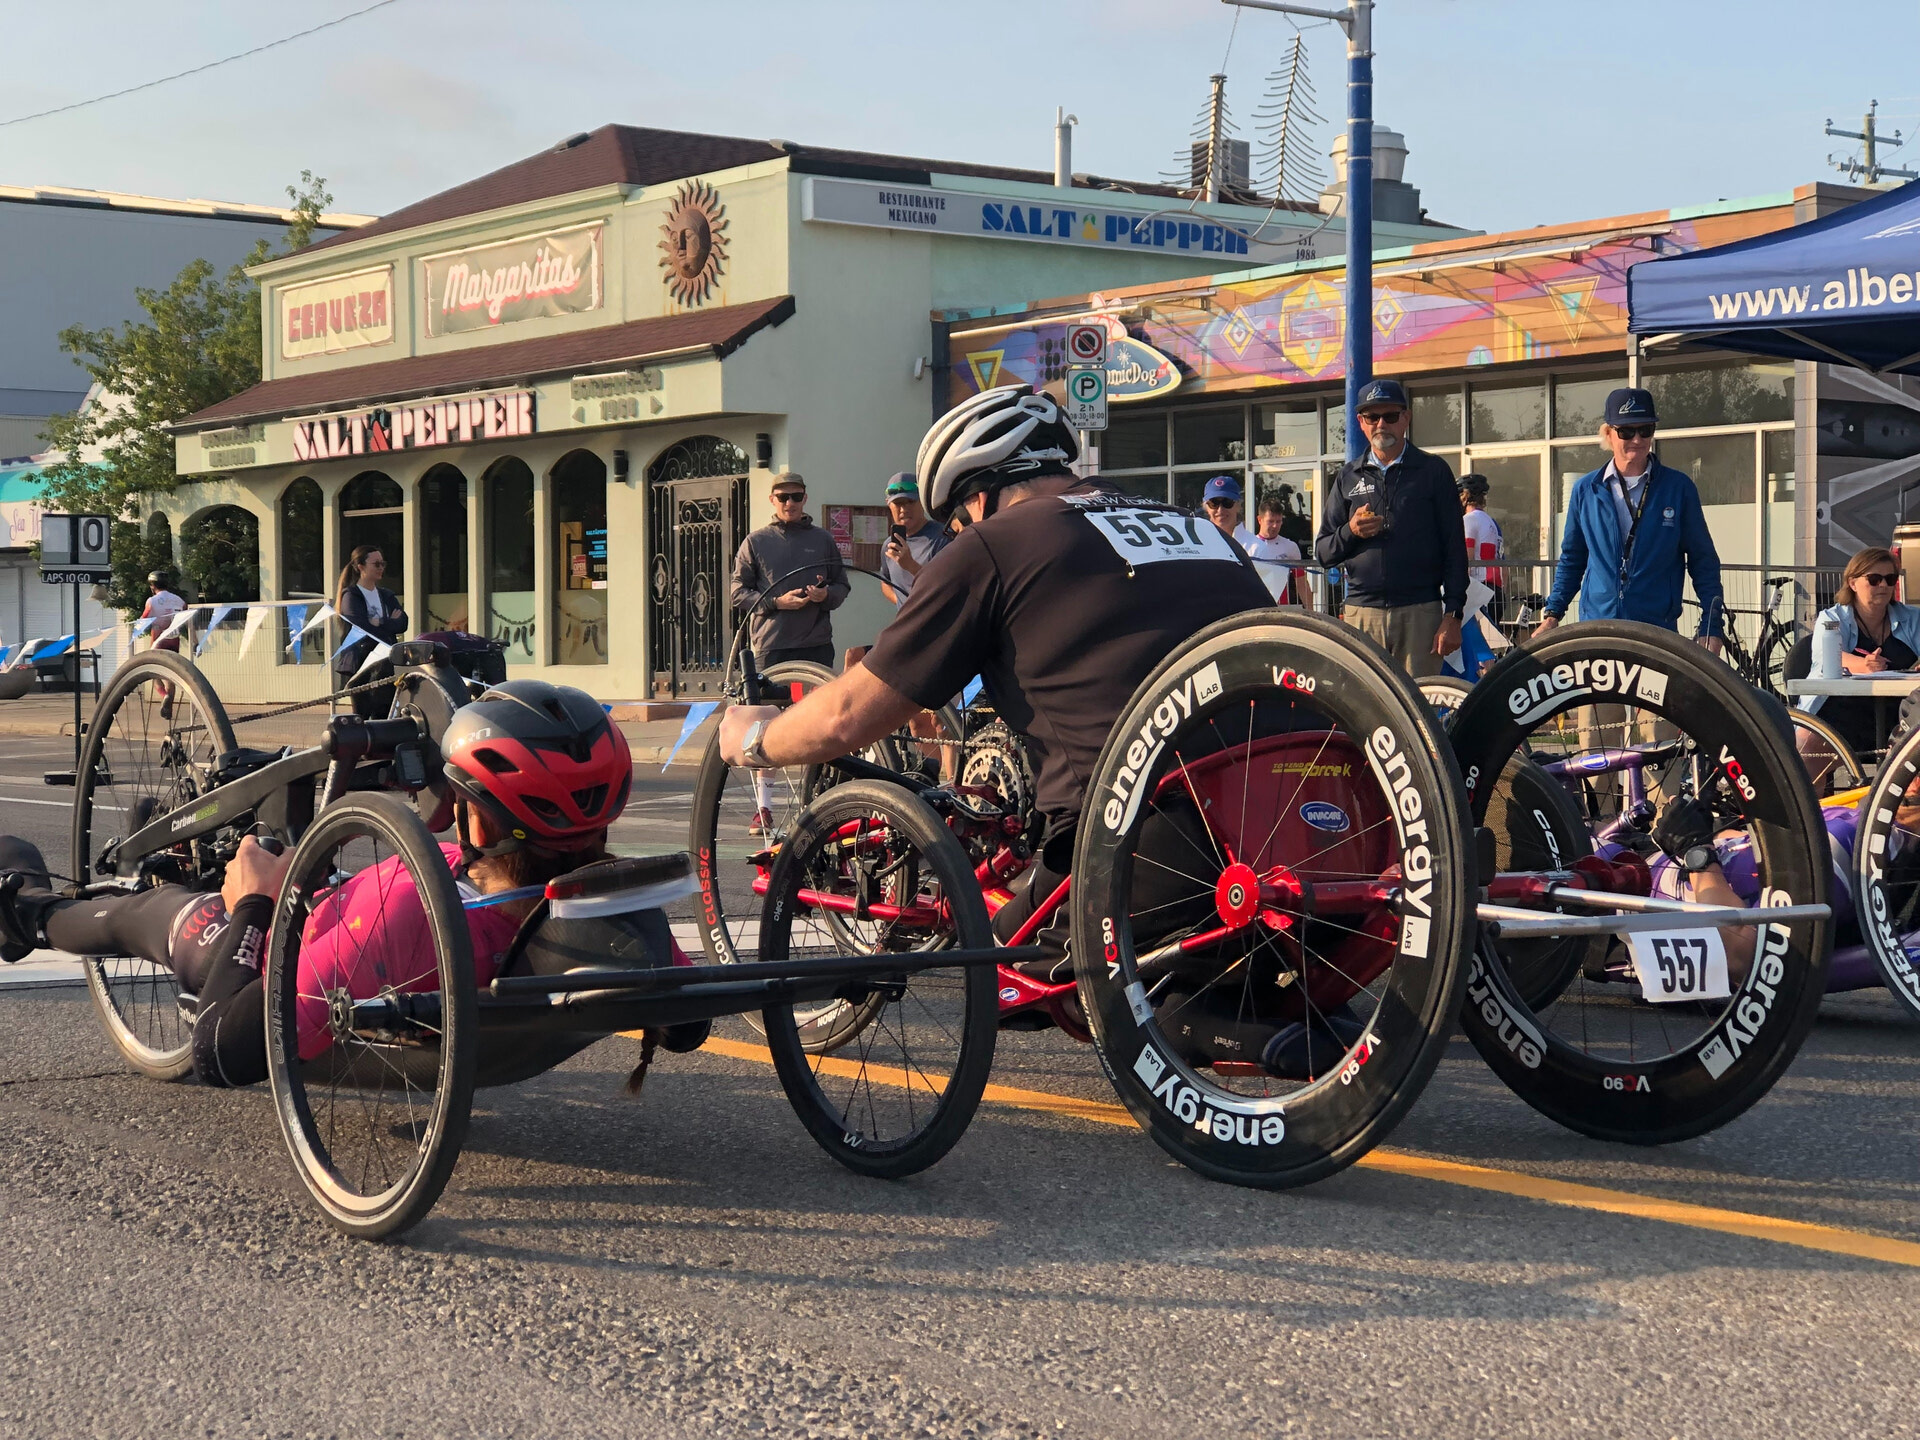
[[1535, 388, 1723, 653], [1315, 377, 1467, 677]]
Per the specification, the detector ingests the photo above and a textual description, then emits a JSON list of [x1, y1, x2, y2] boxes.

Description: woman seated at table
[[1802, 546, 1920, 758]]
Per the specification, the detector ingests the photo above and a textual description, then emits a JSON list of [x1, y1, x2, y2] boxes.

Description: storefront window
[[1470, 379, 1545, 443], [278, 477, 323, 665], [1412, 386, 1463, 449], [1647, 359, 1794, 429], [420, 466, 468, 633], [484, 457, 536, 663], [1765, 430, 1795, 570], [1325, 404, 1346, 458], [339, 471, 403, 595], [1469, 453, 1544, 567], [1550, 443, 1607, 559], [1552, 373, 1627, 437], [1250, 468, 1316, 548], [1173, 407, 1246, 465], [1254, 401, 1319, 461], [1661, 432, 1757, 566], [1175, 467, 1243, 512], [551, 451, 608, 666], [1102, 410, 1167, 470], [1100, 472, 1170, 502]]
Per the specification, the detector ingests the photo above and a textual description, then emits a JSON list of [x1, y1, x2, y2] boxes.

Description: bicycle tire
[[759, 780, 997, 1178], [1074, 610, 1476, 1190], [1850, 725, 1920, 1019], [265, 793, 477, 1239], [75, 651, 239, 1080], [1450, 621, 1830, 1145], [1790, 710, 1866, 796]]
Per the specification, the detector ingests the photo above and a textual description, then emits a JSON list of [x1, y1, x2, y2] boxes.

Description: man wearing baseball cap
[[1535, 387, 1723, 650], [1199, 474, 1257, 551], [1314, 378, 1467, 676], [879, 470, 949, 609]]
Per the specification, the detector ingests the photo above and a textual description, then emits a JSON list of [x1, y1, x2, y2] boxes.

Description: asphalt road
[[5, 735, 1920, 1439]]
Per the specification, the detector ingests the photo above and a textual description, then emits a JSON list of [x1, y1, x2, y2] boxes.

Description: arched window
[[483, 457, 536, 662], [339, 470, 403, 596], [551, 450, 607, 665], [179, 505, 260, 603], [279, 478, 323, 598], [419, 464, 469, 632]]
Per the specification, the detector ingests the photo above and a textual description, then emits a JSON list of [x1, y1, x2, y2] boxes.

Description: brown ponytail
[[336, 544, 383, 607]]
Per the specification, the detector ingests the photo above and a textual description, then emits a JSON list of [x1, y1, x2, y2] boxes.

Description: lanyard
[[1612, 469, 1654, 591]]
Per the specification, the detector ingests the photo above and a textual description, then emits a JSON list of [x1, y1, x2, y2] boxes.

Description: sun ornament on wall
[[659, 179, 729, 307]]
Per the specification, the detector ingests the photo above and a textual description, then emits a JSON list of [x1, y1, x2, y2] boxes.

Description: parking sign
[[1066, 323, 1108, 367], [1064, 365, 1108, 431]]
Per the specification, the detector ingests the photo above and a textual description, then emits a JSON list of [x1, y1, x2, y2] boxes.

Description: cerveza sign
[[800, 175, 1329, 265], [290, 390, 536, 462]]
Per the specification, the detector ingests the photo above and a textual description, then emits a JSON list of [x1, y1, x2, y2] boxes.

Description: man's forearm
[[761, 665, 922, 767]]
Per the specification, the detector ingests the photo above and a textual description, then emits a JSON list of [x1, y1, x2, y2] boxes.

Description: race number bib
[[1626, 929, 1730, 1003], [1083, 508, 1240, 568]]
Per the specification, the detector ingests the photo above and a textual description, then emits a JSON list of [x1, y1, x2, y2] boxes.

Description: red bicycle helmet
[[441, 680, 632, 853]]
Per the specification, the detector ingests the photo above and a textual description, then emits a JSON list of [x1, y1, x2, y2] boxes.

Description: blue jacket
[[1545, 459, 1724, 636]]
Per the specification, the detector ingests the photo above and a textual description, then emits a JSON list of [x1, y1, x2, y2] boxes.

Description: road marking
[[687, 1035, 1920, 1268]]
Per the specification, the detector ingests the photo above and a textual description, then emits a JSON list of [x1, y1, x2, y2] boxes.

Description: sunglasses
[[1357, 409, 1405, 425], [772, 491, 807, 503], [1862, 572, 1900, 587], [1611, 424, 1656, 440], [1203, 497, 1238, 508]]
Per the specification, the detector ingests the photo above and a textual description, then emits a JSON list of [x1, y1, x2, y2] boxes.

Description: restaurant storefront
[[168, 124, 1464, 701], [941, 181, 1920, 590]]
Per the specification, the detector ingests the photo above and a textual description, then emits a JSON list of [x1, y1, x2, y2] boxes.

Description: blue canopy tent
[[1629, 180, 1920, 373]]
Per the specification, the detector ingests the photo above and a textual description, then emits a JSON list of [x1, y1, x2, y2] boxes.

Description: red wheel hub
[[1215, 863, 1261, 929]]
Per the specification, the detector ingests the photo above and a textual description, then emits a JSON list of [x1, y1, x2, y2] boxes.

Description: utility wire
[[0, 0, 405, 130]]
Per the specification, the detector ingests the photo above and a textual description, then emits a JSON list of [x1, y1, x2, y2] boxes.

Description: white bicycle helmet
[[916, 384, 1081, 522]]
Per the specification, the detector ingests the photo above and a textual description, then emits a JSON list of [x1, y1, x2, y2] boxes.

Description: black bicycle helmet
[[1458, 473, 1491, 501], [915, 384, 1081, 522], [147, 570, 172, 587]]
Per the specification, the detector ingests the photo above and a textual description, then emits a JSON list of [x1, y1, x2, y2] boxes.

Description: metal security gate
[[647, 438, 750, 697]]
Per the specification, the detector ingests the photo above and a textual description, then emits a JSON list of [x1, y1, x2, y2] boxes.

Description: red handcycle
[[700, 612, 1836, 1187]]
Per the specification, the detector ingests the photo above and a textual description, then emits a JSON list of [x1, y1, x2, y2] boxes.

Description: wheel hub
[[326, 987, 355, 1039], [1215, 863, 1261, 929]]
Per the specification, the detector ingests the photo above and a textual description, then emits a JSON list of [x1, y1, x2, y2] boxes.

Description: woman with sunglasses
[[1803, 547, 1920, 757]]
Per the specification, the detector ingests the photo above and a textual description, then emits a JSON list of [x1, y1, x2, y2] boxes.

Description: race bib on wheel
[[1626, 929, 1730, 1003], [1083, 508, 1240, 569]]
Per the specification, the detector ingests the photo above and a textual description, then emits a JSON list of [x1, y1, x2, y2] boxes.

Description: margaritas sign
[[419, 223, 603, 335]]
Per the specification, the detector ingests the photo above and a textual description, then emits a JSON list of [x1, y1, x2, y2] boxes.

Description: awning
[[1628, 181, 1920, 373], [176, 295, 795, 430]]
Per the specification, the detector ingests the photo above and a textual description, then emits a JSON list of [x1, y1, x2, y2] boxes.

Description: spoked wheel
[[1450, 621, 1830, 1144], [1075, 611, 1477, 1190], [758, 779, 997, 1178], [1851, 725, 1920, 1019], [690, 663, 956, 1050], [74, 651, 239, 1079], [265, 793, 476, 1239], [1790, 710, 1866, 798]]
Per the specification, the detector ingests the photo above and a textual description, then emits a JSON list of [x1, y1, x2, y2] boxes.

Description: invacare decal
[[1505, 657, 1668, 726]]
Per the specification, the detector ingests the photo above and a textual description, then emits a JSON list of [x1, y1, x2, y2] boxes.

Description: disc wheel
[[1850, 724, 1920, 1018], [74, 650, 238, 1079], [1450, 621, 1830, 1144], [265, 793, 476, 1239], [758, 780, 997, 1178], [1074, 610, 1476, 1190], [690, 663, 955, 1050]]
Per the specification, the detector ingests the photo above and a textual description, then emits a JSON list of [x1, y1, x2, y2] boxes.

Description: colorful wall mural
[[945, 204, 1799, 408]]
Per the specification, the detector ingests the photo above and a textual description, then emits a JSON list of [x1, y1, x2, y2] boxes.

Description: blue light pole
[[1220, 0, 1374, 460]]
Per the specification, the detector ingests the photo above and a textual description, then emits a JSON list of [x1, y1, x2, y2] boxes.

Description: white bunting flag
[[160, 607, 198, 641], [238, 605, 271, 658]]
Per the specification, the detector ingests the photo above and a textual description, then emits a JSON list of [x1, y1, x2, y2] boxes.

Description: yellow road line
[[677, 1032, 1920, 1268]]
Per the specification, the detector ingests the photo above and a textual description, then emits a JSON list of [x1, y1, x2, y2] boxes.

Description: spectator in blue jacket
[[1534, 387, 1723, 653]]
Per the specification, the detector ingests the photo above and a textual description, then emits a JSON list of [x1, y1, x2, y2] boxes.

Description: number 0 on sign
[[1065, 365, 1108, 431]]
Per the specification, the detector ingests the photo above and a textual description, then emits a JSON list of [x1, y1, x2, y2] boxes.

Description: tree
[[179, 506, 260, 603], [38, 172, 332, 610]]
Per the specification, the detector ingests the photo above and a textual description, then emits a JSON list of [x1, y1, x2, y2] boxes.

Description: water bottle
[[1813, 611, 1843, 679]]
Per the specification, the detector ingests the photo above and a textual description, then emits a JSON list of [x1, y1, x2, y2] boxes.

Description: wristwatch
[[741, 719, 774, 769], [1680, 842, 1717, 874]]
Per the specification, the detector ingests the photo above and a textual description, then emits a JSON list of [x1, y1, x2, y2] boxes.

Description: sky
[[3, 0, 1919, 238]]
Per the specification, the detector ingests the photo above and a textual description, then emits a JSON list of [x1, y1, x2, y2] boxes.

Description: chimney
[[1054, 108, 1078, 189], [1320, 127, 1422, 224]]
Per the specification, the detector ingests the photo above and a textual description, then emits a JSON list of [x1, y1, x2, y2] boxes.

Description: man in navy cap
[[1535, 387, 1723, 651], [1315, 377, 1467, 676]]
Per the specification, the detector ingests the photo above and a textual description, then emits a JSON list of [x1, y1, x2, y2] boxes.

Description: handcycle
[[730, 612, 1833, 1186], [51, 641, 1024, 1238]]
